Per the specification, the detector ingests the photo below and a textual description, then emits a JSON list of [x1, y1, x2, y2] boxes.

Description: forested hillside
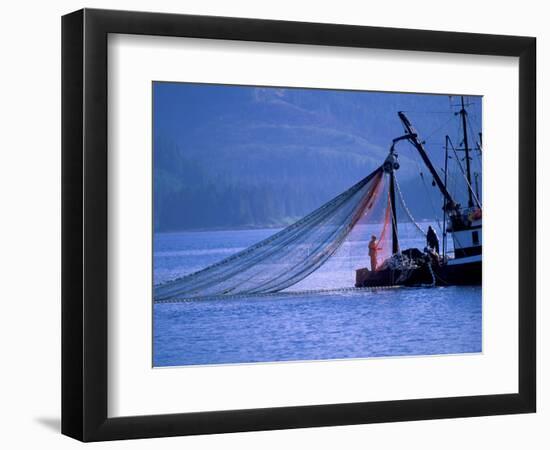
[[153, 84, 481, 231], [153, 137, 446, 231]]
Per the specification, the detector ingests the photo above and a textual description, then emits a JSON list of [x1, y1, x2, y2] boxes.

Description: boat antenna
[[459, 96, 474, 208]]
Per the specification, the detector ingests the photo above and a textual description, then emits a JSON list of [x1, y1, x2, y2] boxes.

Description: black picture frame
[[62, 8, 536, 442]]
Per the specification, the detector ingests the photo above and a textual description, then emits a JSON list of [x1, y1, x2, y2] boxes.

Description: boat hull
[[434, 259, 482, 286], [356, 259, 481, 288]]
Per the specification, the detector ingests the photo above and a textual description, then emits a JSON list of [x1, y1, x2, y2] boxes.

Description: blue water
[[153, 226, 481, 367]]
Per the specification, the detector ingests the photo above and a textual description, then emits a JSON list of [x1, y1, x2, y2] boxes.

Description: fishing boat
[[155, 96, 482, 303], [355, 97, 482, 287]]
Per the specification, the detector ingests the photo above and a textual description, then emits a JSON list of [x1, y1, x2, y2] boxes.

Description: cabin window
[[472, 231, 480, 245]]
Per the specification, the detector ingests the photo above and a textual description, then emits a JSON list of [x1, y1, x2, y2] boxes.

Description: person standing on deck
[[426, 225, 440, 254], [368, 235, 378, 271]]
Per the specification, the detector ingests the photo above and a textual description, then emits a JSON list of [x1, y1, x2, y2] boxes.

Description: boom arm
[[397, 111, 458, 211]]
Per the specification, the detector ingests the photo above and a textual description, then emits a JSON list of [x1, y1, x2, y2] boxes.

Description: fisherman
[[368, 235, 378, 271], [426, 225, 439, 255]]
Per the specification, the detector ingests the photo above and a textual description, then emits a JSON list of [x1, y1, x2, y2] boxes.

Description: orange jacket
[[368, 240, 377, 257]]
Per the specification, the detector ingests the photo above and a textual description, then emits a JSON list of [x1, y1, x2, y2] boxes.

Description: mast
[[459, 96, 474, 208], [397, 112, 457, 211], [389, 170, 399, 254], [443, 136, 450, 257], [384, 150, 400, 254]]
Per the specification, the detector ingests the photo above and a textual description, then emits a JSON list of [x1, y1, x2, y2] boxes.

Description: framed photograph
[[62, 8, 536, 441]]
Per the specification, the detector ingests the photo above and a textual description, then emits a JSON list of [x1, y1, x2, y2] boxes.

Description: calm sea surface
[[153, 225, 481, 367]]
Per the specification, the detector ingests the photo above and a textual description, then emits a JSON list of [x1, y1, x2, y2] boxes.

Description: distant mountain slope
[[153, 84, 481, 231]]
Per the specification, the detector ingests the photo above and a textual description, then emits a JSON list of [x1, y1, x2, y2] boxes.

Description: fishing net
[[154, 166, 387, 301], [290, 172, 391, 291]]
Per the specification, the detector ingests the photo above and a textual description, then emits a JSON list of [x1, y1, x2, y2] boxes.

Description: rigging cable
[[404, 141, 444, 233], [466, 112, 483, 167], [447, 138, 482, 208], [393, 173, 428, 237]]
